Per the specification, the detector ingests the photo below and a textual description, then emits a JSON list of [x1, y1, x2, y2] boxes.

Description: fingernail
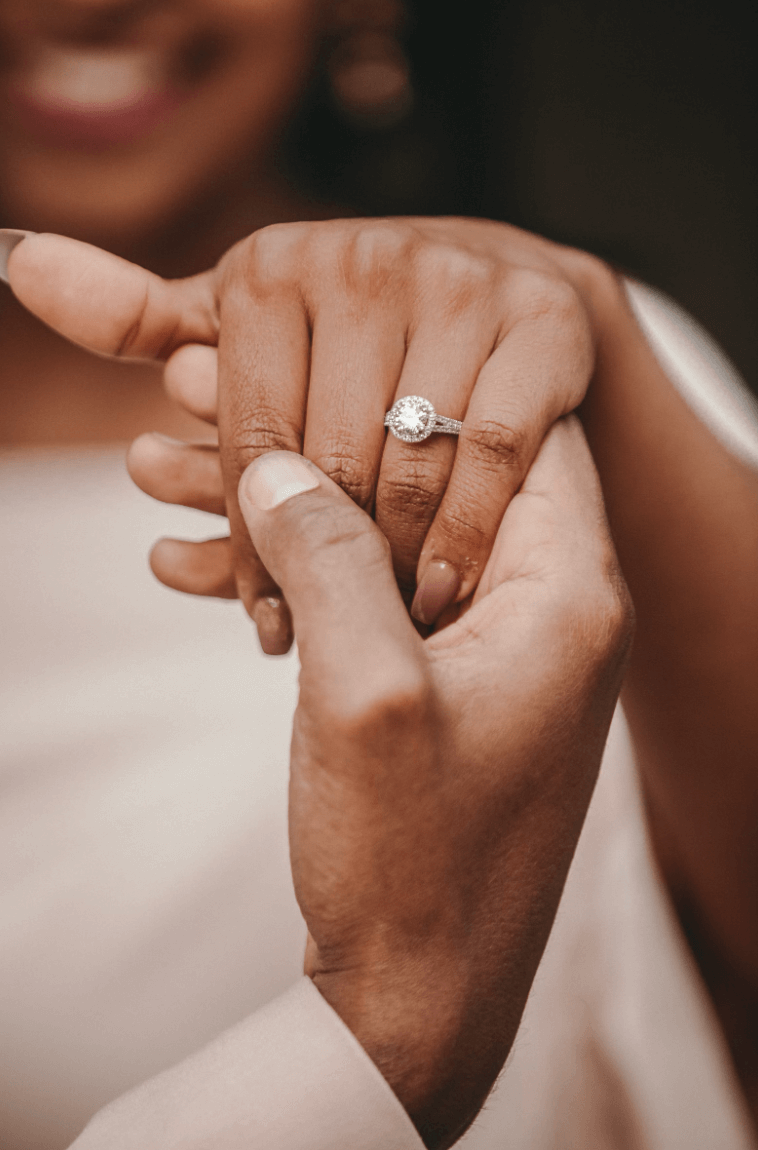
[[150, 432, 184, 446], [0, 229, 35, 285], [254, 596, 294, 656], [411, 561, 461, 626], [240, 452, 320, 512]]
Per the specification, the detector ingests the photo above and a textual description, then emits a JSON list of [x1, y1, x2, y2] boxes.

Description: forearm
[[579, 264, 758, 978]]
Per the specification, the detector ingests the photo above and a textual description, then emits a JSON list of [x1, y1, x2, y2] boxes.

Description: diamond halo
[[385, 395, 436, 443]]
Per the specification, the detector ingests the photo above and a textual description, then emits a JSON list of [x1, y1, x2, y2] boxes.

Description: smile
[[6, 44, 187, 149]]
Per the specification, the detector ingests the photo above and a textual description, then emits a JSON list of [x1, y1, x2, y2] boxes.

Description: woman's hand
[[3, 222, 618, 652], [69, 419, 633, 1150]]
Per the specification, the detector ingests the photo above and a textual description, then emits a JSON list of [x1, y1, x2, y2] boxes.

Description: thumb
[[238, 451, 423, 692], [1, 229, 217, 359]]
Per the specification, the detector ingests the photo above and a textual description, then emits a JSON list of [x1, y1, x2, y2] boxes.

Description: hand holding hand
[[3, 222, 620, 652], [234, 417, 631, 1145]]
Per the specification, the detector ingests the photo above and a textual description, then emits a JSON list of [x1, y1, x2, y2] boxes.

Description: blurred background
[[293, 0, 757, 392]]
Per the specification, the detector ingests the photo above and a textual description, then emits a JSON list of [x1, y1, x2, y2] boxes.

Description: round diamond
[[387, 395, 435, 443]]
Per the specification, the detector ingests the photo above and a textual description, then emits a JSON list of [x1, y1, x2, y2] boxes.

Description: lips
[[6, 45, 186, 148]]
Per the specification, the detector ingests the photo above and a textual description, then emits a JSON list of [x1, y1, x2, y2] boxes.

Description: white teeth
[[21, 47, 162, 110]]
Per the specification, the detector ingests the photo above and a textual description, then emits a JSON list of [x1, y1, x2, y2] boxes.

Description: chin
[[1, 143, 228, 253]]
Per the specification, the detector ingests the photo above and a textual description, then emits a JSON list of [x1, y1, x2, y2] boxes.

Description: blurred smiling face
[[0, 0, 321, 244]]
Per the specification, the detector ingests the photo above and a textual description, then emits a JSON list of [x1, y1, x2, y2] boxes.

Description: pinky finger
[[150, 536, 238, 598], [164, 344, 218, 424], [128, 433, 225, 515]]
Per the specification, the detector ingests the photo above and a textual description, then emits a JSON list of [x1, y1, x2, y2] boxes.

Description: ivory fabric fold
[[69, 977, 423, 1150]]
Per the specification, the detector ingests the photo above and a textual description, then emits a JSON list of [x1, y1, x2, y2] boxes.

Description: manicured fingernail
[[0, 229, 35, 285], [254, 596, 294, 656], [411, 561, 461, 626], [239, 451, 320, 512]]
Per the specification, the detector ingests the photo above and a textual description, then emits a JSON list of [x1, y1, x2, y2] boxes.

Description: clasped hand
[[6, 223, 632, 1148], [6, 218, 615, 650]]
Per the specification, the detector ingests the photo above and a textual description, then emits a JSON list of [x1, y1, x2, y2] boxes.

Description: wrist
[[311, 958, 515, 1150]]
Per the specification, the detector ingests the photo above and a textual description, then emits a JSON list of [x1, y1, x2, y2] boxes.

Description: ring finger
[[375, 311, 496, 606]]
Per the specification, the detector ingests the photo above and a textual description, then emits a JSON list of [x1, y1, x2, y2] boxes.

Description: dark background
[[291, 0, 757, 394]]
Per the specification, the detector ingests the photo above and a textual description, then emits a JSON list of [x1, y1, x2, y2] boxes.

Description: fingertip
[[253, 596, 294, 656], [0, 228, 34, 285], [411, 560, 461, 625], [150, 535, 237, 598], [5, 232, 217, 359], [164, 344, 219, 423], [5, 233, 146, 352], [126, 431, 169, 483]]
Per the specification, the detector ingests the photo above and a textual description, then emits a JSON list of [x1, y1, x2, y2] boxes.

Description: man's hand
[[2, 223, 618, 653], [58, 416, 630, 1150], [234, 417, 631, 1147]]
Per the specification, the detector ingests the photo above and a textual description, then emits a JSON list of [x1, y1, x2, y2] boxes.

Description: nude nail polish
[[254, 596, 294, 656], [411, 561, 461, 626], [0, 229, 34, 285]]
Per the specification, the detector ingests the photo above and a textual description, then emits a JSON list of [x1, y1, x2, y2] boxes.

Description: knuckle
[[510, 269, 583, 326], [462, 419, 528, 476], [436, 504, 489, 552], [319, 450, 375, 510], [378, 460, 447, 517], [228, 410, 301, 471], [117, 278, 182, 360], [326, 671, 433, 747], [114, 287, 150, 357], [349, 220, 418, 281], [602, 565, 636, 649], [242, 222, 310, 290], [418, 243, 499, 314], [576, 556, 636, 660], [422, 242, 497, 289], [561, 246, 620, 303], [506, 271, 594, 399]]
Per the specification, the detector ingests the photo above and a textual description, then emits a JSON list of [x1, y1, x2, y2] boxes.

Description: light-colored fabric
[[459, 711, 757, 1150], [0, 448, 307, 1148], [625, 279, 758, 468], [69, 976, 423, 1150], [0, 446, 421, 1150]]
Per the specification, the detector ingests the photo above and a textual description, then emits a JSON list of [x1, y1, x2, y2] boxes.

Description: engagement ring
[[384, 395, 463, 443]]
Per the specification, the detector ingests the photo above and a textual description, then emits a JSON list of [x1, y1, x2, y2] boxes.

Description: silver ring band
[[384, 396, 463, 444]]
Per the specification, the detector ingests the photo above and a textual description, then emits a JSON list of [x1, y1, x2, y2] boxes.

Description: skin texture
[[6, 219, 758, 1127], [4, 221, 599, 647], [68, 421, 635, 1149]]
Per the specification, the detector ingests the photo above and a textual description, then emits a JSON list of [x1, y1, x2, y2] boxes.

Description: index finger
[[2, 231, 218, 358]]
